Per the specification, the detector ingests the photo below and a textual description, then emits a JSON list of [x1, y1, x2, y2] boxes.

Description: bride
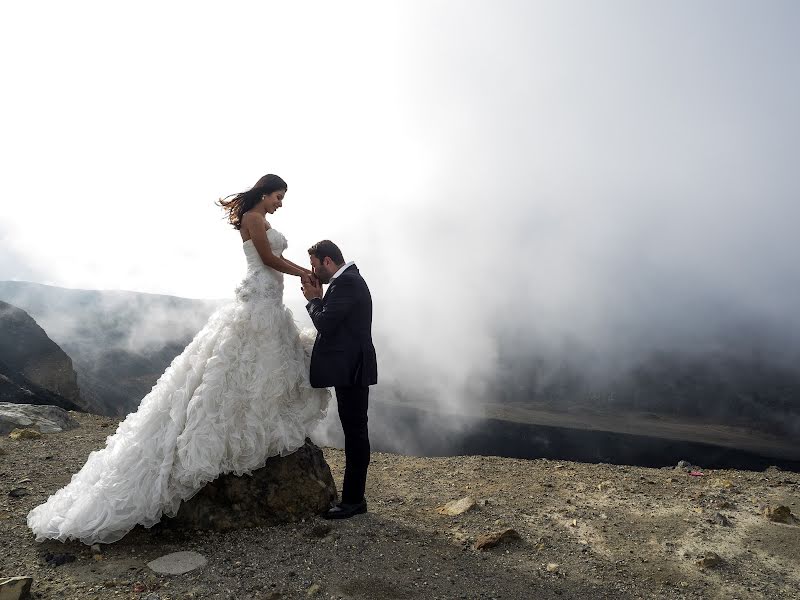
[[27, 174, 330, 545]]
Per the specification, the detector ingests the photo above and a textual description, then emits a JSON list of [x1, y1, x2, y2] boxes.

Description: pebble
[[147, 551, 207, 575], [8, 428, 41, 440], [437, 497, 476, 516]]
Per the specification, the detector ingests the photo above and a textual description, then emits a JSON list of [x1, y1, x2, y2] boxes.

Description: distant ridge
[[0, 281, 222, 416]]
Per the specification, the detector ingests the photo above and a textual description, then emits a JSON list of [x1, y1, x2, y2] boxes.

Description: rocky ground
[[1, 412, 799, 600]]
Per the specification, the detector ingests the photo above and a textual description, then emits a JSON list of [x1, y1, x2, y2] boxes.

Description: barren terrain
[[1, 412, 799, 599]]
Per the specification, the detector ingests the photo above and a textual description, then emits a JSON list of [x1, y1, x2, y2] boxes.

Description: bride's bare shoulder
[[240, 212, 273, 243], [239, 212, 264, 241], [242, 211, 271, 231]]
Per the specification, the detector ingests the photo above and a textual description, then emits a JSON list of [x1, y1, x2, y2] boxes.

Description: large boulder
[[168, 441, 337, 530], [0, 402, 80, 435]]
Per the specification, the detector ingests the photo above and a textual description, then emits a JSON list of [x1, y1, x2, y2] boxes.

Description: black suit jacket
[[306, 264, 378, 388]]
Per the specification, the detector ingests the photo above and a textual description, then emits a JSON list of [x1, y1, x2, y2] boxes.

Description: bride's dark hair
[[217, 174, 288, 230]]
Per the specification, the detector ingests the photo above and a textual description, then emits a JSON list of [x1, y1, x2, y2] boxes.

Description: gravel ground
[[1, 412, 799, 599]]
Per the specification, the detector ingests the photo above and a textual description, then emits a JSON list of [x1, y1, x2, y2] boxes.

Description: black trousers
[[335, 386, 370, 504]]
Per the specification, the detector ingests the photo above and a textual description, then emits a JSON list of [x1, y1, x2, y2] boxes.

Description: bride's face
[[260, 190, 285, 214]]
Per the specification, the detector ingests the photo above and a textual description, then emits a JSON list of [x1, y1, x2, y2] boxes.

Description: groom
[[301, 240, 378, 519]]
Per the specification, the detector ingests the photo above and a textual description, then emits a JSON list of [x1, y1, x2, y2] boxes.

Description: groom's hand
[[302, 276, 323, 301]]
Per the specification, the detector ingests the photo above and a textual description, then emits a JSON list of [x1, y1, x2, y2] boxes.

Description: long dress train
[[27, 229, 329, 544]]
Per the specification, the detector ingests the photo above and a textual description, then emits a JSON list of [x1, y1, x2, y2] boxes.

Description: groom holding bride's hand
[[302, 240, 378, 519]]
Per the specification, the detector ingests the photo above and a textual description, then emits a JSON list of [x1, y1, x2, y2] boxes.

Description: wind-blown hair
[[217, 174, 287, 230]]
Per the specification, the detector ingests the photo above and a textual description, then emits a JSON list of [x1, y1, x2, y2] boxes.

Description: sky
[[2, 1, 800, 411]]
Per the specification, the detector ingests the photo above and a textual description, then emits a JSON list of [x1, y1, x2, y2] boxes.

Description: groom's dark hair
[[308, 240, 345, 265]]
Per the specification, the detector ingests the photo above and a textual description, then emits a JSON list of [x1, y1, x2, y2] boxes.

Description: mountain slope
[[0, 358, 83, 411], [0, 300, 85, 410], [0, 281, 221, 415]]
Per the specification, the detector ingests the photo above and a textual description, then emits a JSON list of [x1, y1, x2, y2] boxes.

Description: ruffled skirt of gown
[[27, 264, 330, 545]]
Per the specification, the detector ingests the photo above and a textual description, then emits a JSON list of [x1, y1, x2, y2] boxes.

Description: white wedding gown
[[27, 229, 330, 544]]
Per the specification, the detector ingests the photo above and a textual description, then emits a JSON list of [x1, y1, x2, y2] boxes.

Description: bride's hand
[[301, 275, 323, 301], [303, 272, 321, 285]]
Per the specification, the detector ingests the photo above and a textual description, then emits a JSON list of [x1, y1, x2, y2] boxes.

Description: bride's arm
[[242, 213, 307, 277], [281, 256, 313, 277]]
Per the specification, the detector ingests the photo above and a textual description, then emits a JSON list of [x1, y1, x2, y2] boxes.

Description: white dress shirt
[[329, 261, 355, 282]]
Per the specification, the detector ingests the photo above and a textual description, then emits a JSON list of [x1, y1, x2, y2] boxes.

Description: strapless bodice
[[243, 228, 287, 272], [237, 228, 287, 302]]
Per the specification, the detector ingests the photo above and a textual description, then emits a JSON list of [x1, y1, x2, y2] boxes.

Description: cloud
[[0, 225, 47, 284], [2, 3, 799, 441]]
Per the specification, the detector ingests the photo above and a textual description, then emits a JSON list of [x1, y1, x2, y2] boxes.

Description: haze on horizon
[[2, 1, 799, 416]]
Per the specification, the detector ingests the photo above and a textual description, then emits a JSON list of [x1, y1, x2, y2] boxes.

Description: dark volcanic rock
[[0, 359, 83, 412], [168, 440, 337, 531], [0, 300, 85, 409]]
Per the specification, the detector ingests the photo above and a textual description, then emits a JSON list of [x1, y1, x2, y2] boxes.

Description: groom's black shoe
[[323, 500, 367, 520]]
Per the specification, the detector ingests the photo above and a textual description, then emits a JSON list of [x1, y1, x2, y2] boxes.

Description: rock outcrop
[[0, 402, 79, 435], [167, 440, 337, 531], [0, 300, 84, 410], [0, 359, 83, 412]]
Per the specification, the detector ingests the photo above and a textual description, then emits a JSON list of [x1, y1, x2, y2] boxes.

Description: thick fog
[[344, 2, 800, 417], [2, 3, 799, 444]]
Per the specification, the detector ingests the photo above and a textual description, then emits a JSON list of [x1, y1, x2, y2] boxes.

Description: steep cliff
[[0, 300, 85, 410], [0, 358, 83, 411]]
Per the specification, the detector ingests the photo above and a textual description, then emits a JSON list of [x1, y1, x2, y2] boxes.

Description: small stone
[[309, 522, 332, 538], [8, 428, 41, 440], [42, 552, 76, 567], [306, 583, 322, 596], [147, 551, 207, 575], [764, 505, 795, 524], [0, 576, 33, 600], [676, 460, 691, 469], [546, 562, 559, 572], [90, 544, 102, 555], [437, 497, 476, 516], [473, 528, 520, 550], [695, 552, 722, 568], [8, 488, 28, 498], [597, 481, 613, 492], [712, 513, 731, 527]]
